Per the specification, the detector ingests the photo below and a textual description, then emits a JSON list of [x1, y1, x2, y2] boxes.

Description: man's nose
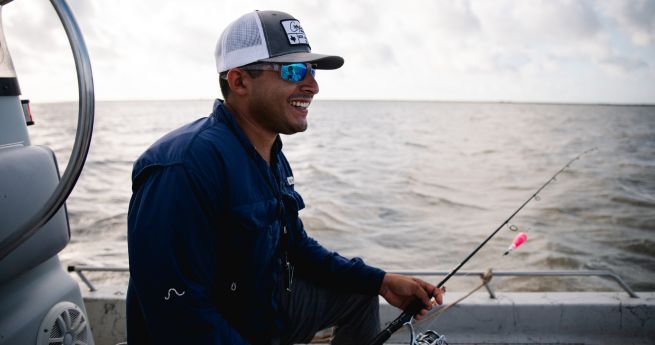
[[300, 71, 319, 95]]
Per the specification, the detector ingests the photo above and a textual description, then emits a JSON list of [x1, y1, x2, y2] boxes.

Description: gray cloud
[[4, 2, 64, 50], [551, 0, 602, 39], [478, 0, 602, 46], [432, 0, 482, 36], [492, 52, 531, 73], [601, 0, 655, 46], [601, 54, 649, 73], [3, 2, 73, 78], [3, 0, 653, 103]]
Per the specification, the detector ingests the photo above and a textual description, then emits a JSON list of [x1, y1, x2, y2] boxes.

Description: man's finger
[[414, 279, 438, 305], [414, 284, 431, 307], [416, 278, 437, 292], [430, 286, 444, 305]]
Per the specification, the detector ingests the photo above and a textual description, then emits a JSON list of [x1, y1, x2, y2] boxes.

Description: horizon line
[[28, 97, 655, 107]]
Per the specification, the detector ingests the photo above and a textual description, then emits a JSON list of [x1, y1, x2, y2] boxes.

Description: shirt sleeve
[[287, 216, 386, 296], [127, 164, 250, 344]]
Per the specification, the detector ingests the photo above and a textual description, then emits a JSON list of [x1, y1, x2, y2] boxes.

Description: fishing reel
[[405, 320, 448, 345], [413, 330, 447, 345]]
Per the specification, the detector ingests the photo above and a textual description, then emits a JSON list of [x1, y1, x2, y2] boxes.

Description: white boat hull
[[81, 286, 655, 345]]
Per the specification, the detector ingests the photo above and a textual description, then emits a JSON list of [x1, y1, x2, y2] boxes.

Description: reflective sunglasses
[[239, 63, 316, 83]]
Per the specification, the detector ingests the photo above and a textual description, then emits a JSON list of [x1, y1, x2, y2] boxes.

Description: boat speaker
[[37, 301, 91, 345]]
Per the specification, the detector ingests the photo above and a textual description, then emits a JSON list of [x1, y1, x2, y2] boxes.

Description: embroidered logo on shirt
[[280, 20, 308, 45], [287, 176, 295, 186], [164, 288, 185, 300]]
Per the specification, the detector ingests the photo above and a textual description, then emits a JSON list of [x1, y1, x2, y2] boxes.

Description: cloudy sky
[[3, 0, 654, 104]]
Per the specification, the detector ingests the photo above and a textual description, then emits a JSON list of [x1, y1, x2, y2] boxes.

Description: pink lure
[[504, 232, 528, 255]]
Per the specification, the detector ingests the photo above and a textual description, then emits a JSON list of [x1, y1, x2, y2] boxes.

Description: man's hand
[[379, 273, 445, 320]]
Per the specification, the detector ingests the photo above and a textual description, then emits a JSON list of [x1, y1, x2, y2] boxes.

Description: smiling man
[[126, 10, 443, 345]]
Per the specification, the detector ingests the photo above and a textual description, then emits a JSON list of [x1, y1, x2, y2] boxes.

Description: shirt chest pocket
[[225, 200, 279, 303], [230, 199, 279, 234]]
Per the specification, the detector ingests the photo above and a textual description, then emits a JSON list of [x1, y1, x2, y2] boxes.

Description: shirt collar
[[212, 99, 284, 159]]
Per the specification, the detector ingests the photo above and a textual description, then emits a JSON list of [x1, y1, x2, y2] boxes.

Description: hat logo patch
[[281, 20, 308, 45]]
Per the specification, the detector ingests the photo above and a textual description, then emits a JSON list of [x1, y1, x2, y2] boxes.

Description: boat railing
[[67, 265, 128, 292], [67, 266, 639, 298], [390, 270, 640, 298]]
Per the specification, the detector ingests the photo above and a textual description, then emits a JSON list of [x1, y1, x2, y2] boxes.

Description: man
[[127, 10, 444, 345]]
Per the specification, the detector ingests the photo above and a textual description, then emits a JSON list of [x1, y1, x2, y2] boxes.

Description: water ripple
[[24, 100, 655, 291]]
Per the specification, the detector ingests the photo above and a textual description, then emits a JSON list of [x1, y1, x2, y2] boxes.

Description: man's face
[[246, 64, 319, 135]]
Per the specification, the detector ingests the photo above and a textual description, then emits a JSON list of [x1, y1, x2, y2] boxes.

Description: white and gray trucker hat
[[215, 10, 344, 73]]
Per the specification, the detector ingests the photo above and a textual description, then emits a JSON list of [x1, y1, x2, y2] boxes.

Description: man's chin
[[281, 122, 308, 135]]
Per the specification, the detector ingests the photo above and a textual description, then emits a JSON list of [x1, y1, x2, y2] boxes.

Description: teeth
[[289, 100, 310, 108]]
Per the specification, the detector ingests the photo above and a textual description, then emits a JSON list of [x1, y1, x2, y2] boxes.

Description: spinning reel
[[405, 320, 447, 345]]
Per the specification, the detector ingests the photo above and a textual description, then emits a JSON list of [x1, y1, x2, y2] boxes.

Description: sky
[[2, 0, 654, 104]]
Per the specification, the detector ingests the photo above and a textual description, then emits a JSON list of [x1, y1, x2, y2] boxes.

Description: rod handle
[[367, 299, 425, 345]]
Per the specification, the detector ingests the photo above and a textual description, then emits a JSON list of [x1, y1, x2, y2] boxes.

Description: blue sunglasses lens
[[280, 63, 316, 82]]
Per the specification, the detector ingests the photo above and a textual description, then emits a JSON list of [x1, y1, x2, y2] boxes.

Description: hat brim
[[259, 52, 344, 70]]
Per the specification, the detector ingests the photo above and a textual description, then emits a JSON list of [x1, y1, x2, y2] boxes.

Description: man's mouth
[[289, 99, 311, 109]]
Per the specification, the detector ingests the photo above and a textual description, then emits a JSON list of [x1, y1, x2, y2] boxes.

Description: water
[[26, 100, 655, 292]]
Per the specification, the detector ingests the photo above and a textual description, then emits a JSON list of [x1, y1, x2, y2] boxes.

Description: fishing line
[[410, 230, 529, 341], [366, 148, 597, 345]]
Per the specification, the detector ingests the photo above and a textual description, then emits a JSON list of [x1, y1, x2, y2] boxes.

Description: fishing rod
[[367, 148, 596, 345]]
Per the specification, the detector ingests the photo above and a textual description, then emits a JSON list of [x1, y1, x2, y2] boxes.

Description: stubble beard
[[251, 102, 308, 135]]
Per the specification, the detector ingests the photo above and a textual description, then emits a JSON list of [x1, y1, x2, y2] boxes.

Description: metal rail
[[67, 266, 639, 298], [390, 270, 639, 298], [0, 0, 94, 261], [67, 265, 128, 291]]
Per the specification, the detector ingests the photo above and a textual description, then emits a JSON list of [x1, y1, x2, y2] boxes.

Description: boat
[[0, 1, 653, 344], [0, 0, 94, 344], [69, 266, 654, 345]]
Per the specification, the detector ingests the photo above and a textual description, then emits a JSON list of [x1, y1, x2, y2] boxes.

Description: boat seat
[[0, 145, 70, 283]]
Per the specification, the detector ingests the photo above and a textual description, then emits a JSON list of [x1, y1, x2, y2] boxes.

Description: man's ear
[[227, 69, 250, 96]]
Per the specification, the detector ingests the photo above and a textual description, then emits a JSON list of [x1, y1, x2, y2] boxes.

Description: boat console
[[0, 0, 95, 344]]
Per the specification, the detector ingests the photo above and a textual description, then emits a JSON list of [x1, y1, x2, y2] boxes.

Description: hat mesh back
[[216, 12, 270, 73], [224, 14, 261, 53]]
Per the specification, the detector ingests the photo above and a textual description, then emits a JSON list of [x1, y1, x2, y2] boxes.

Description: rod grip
[[408, 297, 427, 312], [366, 329, 392, 345], [367, 299, 426, 345]]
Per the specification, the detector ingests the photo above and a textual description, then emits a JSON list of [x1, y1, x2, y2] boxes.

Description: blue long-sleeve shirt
[[126, 100, 385, 344]]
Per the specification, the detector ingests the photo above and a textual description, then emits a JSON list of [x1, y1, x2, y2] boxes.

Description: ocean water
[[26, 100, 655, 292]]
